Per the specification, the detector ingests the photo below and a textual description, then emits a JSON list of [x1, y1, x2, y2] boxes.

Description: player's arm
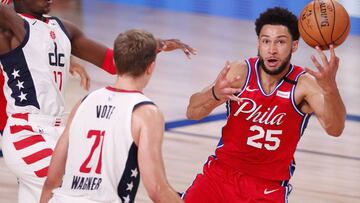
[[62, 20, 196, 74], [61, 20, 116, 74], [0, 4, 25, 50], [132, 104, 183, 203], [186, 61, 245, 120], [300, 45, 346, 137], [40, 101, 82, 203]]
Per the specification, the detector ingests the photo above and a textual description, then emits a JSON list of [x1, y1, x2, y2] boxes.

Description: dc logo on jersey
[[1, 49, 40, 109], [50, 31, 56, 40]]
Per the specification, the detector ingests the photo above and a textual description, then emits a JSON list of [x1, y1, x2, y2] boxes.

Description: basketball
[[298, 0, 350, 50]]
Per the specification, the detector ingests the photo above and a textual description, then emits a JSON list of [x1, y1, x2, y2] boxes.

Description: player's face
[[22, 0, 52, 15], [257, 24, 298, 75]]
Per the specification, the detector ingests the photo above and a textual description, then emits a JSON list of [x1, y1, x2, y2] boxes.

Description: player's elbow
[[186, 107, 206, 120], [186, 107, 198, 120], [147, 184, 166, 203], [325, 124, 345, 137]]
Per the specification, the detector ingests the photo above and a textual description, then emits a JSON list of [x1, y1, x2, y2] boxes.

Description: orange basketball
[[298, 0, 350, 50]]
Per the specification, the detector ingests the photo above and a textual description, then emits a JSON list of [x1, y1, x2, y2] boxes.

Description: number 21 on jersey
[[80, 130, 106, 174]]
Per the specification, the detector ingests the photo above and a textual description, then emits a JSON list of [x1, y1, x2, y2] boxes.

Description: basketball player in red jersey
[[184, 7, 345, 203], [0, 1, 195, 202]]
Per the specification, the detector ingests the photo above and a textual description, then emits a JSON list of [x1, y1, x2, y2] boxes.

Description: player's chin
[[264, 63, 279, 71], [42, 7, 51, 14]]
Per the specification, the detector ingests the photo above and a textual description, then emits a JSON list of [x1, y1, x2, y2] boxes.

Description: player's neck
[[14, 5, 44, 21], [259, 65, 290, 93], [112, 75, 147, 92]]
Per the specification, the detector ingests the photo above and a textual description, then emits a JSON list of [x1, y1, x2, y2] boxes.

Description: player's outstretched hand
[[305, 44, 340, 93], [213, 61, 242, 102], [158, 39, 197, 59]]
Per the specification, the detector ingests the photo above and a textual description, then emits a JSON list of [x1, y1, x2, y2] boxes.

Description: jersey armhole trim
[[234, 59, 252, 97], [291, 71, 308, 116], [48, 17, 70, 40], [80, 94, 89, 103], [133, 101, 155, 112]]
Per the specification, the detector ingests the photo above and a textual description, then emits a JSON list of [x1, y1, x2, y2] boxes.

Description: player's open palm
[[305, 45, 340, 93], [213, 61, 242, 102]]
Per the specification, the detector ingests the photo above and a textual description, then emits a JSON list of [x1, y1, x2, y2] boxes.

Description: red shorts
[[183, 156, 292, 203]]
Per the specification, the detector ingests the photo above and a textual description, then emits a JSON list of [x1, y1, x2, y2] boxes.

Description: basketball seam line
[[313, 0, 329, 49], [300, 6, 322, 47], [333, 20, 350, 43], [330, 0, 335, 42]]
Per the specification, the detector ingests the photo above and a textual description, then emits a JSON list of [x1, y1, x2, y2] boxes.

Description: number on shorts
[[80, 130, 106, 174], [246, 125, 282, 150]]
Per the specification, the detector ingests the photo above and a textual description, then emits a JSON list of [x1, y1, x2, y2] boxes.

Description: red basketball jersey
[[215, 57, 311, 181]]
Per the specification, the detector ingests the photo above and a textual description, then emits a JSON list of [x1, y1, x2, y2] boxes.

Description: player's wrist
[[101, 48, 117, 75], [211, 86, 220, 101]]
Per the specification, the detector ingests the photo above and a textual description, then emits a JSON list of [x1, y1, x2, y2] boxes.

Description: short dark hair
[[255, 7, 299, 40], [113, 29, 157, 77]]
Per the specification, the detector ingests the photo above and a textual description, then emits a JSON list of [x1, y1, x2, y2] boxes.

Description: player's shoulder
[[296, 72, 321, 96], [229, 59, 247, 70], [297, 71, 316, 85], [133, 102, 162, 118], [132, 102, 164, 135]]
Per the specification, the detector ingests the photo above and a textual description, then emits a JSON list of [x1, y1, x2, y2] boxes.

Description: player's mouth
[[266, 58, 279, 67]]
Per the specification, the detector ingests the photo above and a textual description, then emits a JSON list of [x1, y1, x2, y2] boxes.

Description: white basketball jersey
[[0, 14, 71, 117], [54, 87, 153, 203]]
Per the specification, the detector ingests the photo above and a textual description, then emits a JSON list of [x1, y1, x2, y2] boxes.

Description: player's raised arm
[[300, 45, 346, 137], [62, 20, 196, 75], [132, 104, 183, 203]]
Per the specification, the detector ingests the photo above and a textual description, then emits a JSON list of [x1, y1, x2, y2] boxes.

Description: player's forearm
[[321, 88, 346, 136], [186, 87, 222, 120]]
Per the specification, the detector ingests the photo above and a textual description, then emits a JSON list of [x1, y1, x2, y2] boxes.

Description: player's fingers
[[84, 77, 90, 91], [329, 44, 336, 59], [310, 55, 324, 72], [305, 67, 320, 78], [183, 44, 197, 55], [315, 46, 329, 66], [220, 61, 231, 79], [229, 95, 242, 102]]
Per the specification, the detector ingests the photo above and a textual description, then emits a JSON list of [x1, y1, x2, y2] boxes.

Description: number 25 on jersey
[[246, 125, 282, 150]]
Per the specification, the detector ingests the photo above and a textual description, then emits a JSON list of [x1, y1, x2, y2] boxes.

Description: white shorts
[[1, 113, 65, 203]]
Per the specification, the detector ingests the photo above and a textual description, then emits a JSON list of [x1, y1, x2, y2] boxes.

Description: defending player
[[40, 29, 183, 203], [0, 1, 195, 202]]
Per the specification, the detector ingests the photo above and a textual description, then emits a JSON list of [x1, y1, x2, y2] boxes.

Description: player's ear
[[146, 61, 155, 75], [291, 40, 299, 53]]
